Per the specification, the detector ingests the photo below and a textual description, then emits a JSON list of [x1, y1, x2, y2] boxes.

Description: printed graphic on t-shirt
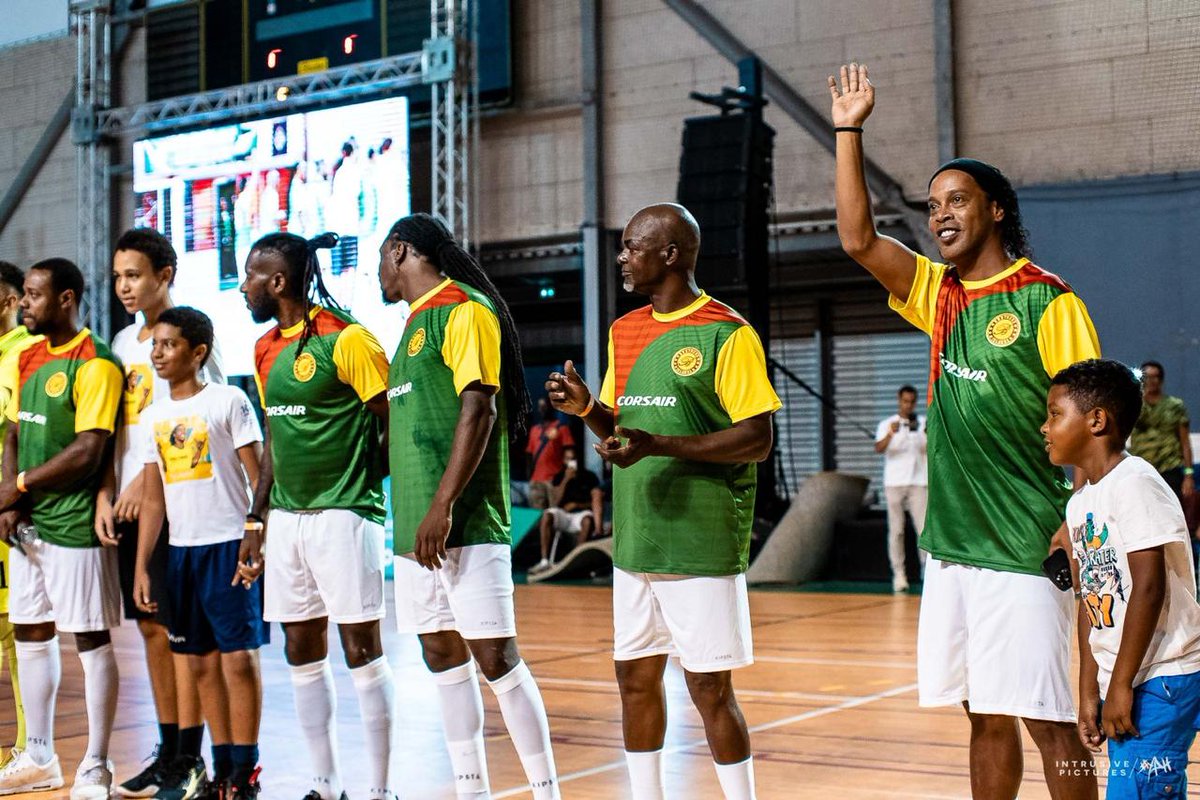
[[1072, 511, 1125, 630], [154, 415, 213, 483], [123, 364, 154, 425]]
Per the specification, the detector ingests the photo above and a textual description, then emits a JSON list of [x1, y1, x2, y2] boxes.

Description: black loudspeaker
[[676, 113, 774, 291]]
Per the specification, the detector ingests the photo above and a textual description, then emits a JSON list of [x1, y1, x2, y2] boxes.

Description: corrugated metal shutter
[[831, 332, 930, 505], [769, 337, 822, 499]]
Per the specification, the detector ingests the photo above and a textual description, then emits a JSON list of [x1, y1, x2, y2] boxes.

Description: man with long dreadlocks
[[240, 232, 396, 800], [378, 213, 559, 800], [830, 63, 1101, 798]]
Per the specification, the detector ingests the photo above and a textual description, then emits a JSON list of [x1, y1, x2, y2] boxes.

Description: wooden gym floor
[[3, 583, 1200, 798]]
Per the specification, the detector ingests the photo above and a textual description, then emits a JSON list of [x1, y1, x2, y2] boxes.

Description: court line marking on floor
[[493, 681, 919, 798], [520, 642, 916, 671], [535, 676, 870, 703]]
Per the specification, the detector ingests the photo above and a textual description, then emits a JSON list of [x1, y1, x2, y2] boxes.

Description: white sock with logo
[[624, 750, 665, 800], [486, 661, 559, 799], [77, 643, 118, 763], [290, 658, 343, 799], [714, 757, 756, 800], [433, 659, 490, 798], [15, 637, 60, 764], [350, 656, 396, 799]]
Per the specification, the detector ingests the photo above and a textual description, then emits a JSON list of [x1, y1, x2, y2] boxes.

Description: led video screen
[[132, 96, 411, 376]]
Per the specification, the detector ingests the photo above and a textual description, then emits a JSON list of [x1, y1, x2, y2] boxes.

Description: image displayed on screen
[[133, 96, 412, 376]]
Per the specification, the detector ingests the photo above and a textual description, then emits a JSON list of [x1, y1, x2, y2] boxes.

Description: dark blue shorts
[[167, 541, 266, 656], [1105, 670, 1200, 799]]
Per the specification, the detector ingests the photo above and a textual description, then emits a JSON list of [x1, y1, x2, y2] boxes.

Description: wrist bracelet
[[579, 395, 596, 417], [246, 512, 264, 525], [16, 471, 27, 493], [244, 520, 264, 532], [1185, 467, 1195, 477], [834, 126, 863, 134]]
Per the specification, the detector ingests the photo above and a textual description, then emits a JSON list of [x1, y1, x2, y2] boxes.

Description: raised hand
[[545, 360, 593, 416], [828, 63, 875, 128]]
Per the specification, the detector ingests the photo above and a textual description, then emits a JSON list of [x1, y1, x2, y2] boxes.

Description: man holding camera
[[875, 385, 927, 593]]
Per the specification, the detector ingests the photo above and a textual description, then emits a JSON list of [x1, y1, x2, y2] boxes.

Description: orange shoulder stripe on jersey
[[926, 271, 968, 401], [254, 328, 290, 391], [406, 282, 469, 329], [310, 308, 352, 338], [18, 340, 52, 386]]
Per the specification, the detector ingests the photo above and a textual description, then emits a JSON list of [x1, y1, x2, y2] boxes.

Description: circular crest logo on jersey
[[44, 371, 68, 398], [985, 313, 1021, 348], [671, 346, 703, 377], [292, 352, 317, 383], [407, 328, 427, 357]]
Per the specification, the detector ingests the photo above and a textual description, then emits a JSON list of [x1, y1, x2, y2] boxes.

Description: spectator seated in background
[[525, 396, 575, 509], [529, 447, 604, 574]]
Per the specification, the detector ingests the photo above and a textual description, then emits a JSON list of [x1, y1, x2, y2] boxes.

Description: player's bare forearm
[[1109, 547, 1166, 692], [2, 423, 16, 483], [23, 429, 109, 491], [136, 468, 166, 573], [581, 403, 615, 441], [250, 423, 274, 520], [649, 414, 773, 464], [237, 442, 263, 494], [1077, 601, 1100, 696], [432, 384, 497, 511]]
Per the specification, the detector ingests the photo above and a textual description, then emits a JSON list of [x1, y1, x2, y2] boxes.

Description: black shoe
[[153, 755, 208, 799], [227, 766, 261, 799], [118, 746, 172, 798], [193, 779, 226, 800], [300, 792, 348, 800]]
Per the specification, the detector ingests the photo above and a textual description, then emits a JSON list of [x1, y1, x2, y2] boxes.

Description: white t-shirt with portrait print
[[112, 317, 226, 493], [141, 383, 261, 547], [1066, 455, 1200, 696]]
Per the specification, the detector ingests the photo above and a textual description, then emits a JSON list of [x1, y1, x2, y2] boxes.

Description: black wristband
[[835, 126, 863, 134], [246, 513, 264, 525]]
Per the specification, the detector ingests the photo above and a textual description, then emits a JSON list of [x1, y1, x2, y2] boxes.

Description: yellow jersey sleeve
[[714, 325, 783, 423], [1, 350, 21, 425], [888, 256, 947, 335], [73, 358, 123, 434], [443, 301, 502, 396], [1037, 293, 1101, 377], [332, 323, 390, 402], [599, 331, 616, 408], [253, 373, 265, 407]]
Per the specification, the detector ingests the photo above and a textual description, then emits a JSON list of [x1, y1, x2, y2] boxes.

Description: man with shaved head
[[547, 203, 780, 799], [831, 64, 1101, 797]]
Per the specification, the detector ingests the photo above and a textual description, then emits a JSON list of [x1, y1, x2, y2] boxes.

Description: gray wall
[[1020, 171, 1200, 418]]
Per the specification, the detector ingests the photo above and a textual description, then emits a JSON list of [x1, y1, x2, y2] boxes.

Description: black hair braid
[[249, 231, 342, 357], [387, 214, 531, 443]]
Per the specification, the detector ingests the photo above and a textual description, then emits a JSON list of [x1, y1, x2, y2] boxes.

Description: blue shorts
[[1105, 670, 1200, 799], [167, 541, 266, 656]]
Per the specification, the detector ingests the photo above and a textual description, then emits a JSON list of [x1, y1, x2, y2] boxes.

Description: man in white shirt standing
[[875, 384, 927, 593]]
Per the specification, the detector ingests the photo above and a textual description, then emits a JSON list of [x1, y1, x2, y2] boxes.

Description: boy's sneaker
[[226, 767, 261, 800], [119, 747, 171, 797], [154, 755, 208, 799], [0, 749, 64, 794], [69, 757, 114, 799]]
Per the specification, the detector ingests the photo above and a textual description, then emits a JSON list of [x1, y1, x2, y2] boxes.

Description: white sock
[[15, 638, 60, 764], [290, 658, 343, 799], [714, 757, 756, 800], [350, 656, 396, 799], [433, 660, 490, 798], [486, 661, 558, 800], [624, 750, 665, 800], [77, 643, 118, 763]]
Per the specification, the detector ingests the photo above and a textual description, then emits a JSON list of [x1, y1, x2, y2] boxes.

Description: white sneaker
[[528, 558, 552, 575], [70, 757, 114, 799], [893, 576, 909, 593], [0, 749, 64, 795]]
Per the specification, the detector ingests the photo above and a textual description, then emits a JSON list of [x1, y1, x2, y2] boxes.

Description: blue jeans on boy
[[1105, 670, 1200, 798]]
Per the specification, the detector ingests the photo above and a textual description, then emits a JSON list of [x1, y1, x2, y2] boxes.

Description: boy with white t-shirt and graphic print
[[133, 307, 266, 798], [1044, 359, 1200, 799]]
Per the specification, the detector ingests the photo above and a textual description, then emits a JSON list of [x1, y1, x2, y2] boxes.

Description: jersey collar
[[280, 306, 323, 339], [960, 258, 1029, 290], [410, 277, 452, 314], [651, 292, 710, 323], [46, 327, 89, 355]]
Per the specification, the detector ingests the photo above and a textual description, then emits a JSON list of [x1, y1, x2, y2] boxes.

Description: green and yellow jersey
[[3, 329, 122, 549], [891, 256, 1100, 575], [388, 278, 510, 554], [0, 325, 38, 611], [254, 306, 388, 523], [599, 293, 781, 576]]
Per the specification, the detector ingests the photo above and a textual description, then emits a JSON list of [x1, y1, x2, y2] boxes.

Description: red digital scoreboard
[[247, 0, 383, 81]]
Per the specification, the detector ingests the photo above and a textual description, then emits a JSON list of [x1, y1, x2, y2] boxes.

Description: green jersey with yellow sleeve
[[4, 328, 123, 548], [599, 293, 781, 576], [890, 256, 1100, 575]]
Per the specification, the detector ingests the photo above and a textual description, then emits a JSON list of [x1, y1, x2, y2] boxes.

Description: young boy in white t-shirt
[[133, 307, 266, 799], [1044, 358, 1200, 798]]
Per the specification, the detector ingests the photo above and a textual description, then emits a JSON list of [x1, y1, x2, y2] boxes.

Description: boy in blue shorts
[[133, 307, 266, 799], [1044, 358, 1200, 798]]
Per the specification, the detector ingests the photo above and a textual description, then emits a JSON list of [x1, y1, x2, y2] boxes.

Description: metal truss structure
[[72, 0, 475, 337]]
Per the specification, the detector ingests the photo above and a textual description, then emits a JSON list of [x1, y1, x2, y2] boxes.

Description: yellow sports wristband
[[244, 520, 264, 532], [16, 471, 27, 493]]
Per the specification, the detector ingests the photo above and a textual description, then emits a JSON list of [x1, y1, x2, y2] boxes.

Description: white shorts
[[9, 539, 120, 633], [546, 508, 592, 536], [393, 543, 516, 639], [263, 509, 387, 625], [613, 568, 753, 673], [918, 556, 1075, 722]]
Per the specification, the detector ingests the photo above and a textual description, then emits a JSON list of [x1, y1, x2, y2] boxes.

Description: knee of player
[[220, 649, 259, 678], [74, 629, 113, 653], [473, 640, 521, 681], [615, 660, 664, 697], [683, 670, 734, 709]]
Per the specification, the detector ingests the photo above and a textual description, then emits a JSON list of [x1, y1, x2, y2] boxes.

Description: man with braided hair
[[378, 213, 560, 800], [240, 232, 396, 800]]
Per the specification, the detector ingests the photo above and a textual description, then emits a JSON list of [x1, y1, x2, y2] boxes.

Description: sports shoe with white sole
[[0, 750, 64, 795], [154, 755, 208, 800], [118, 746, 171, 798], [70, 757, 115, 799]]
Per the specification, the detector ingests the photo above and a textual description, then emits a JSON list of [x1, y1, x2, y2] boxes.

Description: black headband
[[928, 157, 1013, 201]]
